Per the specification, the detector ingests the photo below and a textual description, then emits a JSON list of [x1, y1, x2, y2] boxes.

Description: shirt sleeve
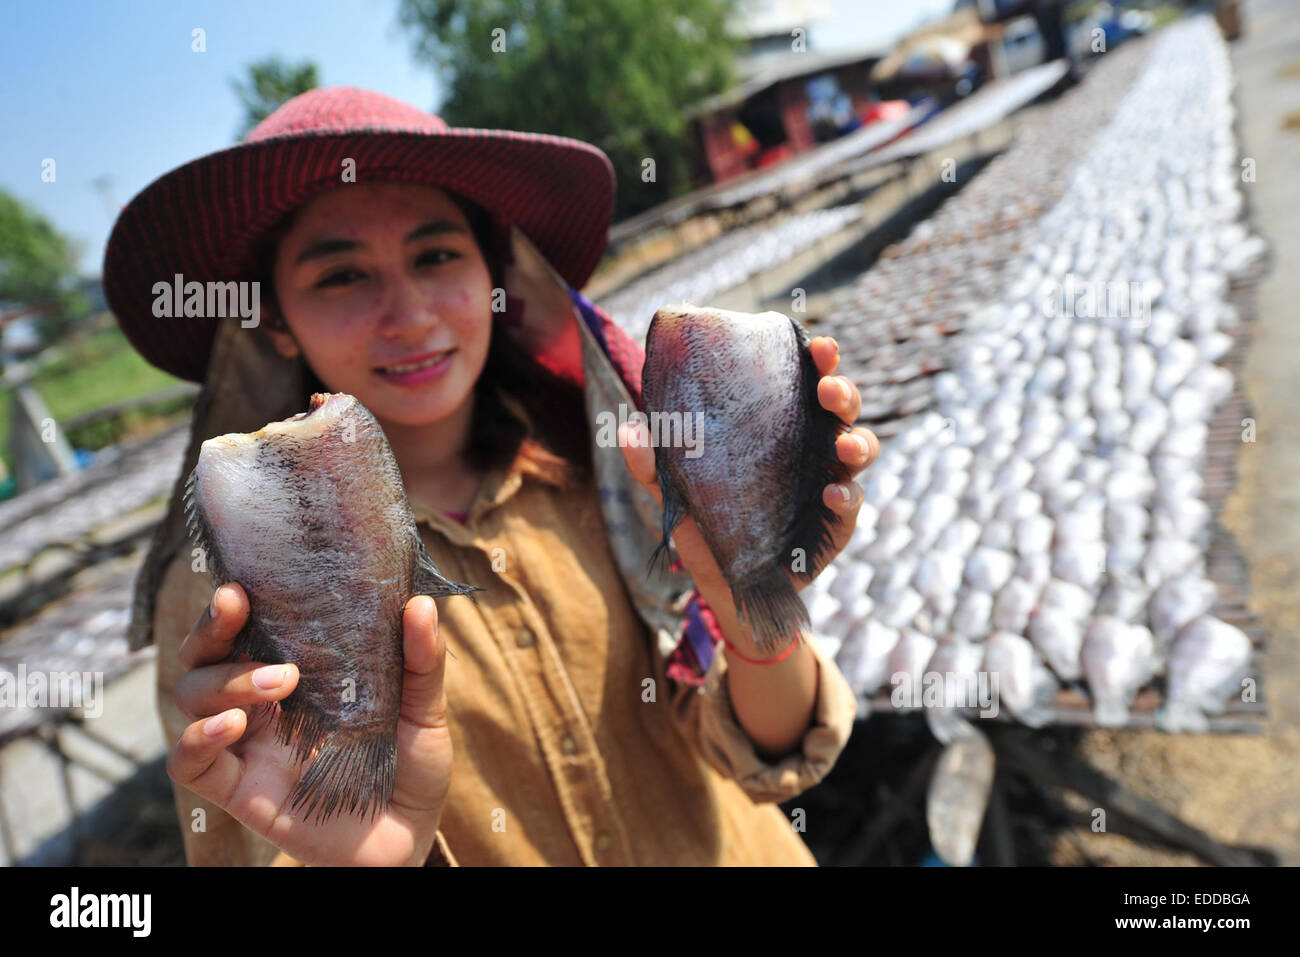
[[667, 632, 858, 804]]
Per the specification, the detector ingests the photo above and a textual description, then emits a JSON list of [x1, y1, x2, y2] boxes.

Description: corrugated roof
[[687, 42, 891, 118]]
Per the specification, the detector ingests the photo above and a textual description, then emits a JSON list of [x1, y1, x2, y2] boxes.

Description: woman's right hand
[[167, 583, 454, 866]]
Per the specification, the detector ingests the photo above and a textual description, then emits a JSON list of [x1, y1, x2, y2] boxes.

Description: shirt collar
[[409, 387, 572, 543]]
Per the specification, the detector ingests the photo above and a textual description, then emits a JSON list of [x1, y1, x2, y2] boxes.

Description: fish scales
[[184, 392, 478, 823], [643, 304, 850, 654]]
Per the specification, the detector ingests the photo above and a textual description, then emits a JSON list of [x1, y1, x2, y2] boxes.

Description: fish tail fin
[[647, 463, 687, 579], [285, 721, 397, 825], [732, 567, 810, 656], [785, 315, 853, 581]]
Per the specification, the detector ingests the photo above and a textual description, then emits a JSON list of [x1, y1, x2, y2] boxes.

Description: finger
[[178, 583, 250, 670], [817, 373, 861, 425], [173, 661, 300, 722], [399, 596, 447, 730], [617, 422, 662, 504], [837, 427, 879, 477], [391, 596, 455, 820], [816, 479, 864, 569], [166, 708, 249, 808], [809, 336, 840, 376]]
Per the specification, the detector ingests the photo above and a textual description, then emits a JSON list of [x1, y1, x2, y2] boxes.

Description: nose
[[377, 270, 439, 340]]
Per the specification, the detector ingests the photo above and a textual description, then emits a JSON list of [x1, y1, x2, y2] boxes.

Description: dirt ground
[[1058, 0, 1300, 867]]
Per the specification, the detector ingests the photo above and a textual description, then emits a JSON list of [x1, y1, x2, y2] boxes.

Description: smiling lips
[[374, 348, 455, 375]]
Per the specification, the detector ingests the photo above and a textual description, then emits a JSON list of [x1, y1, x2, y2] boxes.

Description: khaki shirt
[[153, 406, 858, 866]]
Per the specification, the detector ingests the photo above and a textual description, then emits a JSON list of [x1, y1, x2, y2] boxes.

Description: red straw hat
[[103, 87, 616, 383]]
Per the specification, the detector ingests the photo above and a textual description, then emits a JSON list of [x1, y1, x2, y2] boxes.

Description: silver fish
[[1081, 617, 1156, 728], [184, 392, 478, 823], [1162, 616, 1252, 732], [642, 304, 849, 654], [983, 631, 1056, 728]]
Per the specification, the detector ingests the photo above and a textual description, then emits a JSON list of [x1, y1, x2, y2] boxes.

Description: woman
[[103, 87, 879, 866]]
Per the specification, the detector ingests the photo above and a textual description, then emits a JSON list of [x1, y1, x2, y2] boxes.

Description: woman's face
[[266, 182, 495, 428]]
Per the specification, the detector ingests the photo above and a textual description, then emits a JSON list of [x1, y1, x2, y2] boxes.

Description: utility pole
[[91, 175, 119, 221]]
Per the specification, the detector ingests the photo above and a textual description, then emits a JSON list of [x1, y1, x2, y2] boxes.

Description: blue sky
[[0, 0, 952, 276]]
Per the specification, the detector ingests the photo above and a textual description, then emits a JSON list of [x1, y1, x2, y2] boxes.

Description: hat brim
[[103, 127, 615, 383]]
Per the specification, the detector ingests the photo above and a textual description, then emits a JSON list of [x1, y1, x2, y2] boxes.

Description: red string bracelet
[[722, 634, 800, 665], [693, 591, 800, 666]]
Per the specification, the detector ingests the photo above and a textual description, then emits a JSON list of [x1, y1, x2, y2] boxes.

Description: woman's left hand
[[618, 334, 878, 596]]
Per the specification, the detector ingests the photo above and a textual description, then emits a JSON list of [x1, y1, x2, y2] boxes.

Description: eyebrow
[[293, 218, 470, 266]]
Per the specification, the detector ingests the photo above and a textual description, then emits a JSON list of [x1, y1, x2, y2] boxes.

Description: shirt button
[[595, 832, 611, 852], [515, 628, 535, 648], [560, 733, 577, 754]]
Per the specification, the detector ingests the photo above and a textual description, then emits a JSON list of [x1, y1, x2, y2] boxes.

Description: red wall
[[777, 80, 815, 152], [699, 109, 753, 184]]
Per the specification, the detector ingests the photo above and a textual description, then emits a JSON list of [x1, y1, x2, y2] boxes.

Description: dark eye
[[417, 249, 459, 267], [316, 268, 364, 289]]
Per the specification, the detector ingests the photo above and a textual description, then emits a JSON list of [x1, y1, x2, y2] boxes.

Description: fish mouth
[[203, 394, 353, 450], [277, 392, 347, 426], [373, 348, 456, 375]]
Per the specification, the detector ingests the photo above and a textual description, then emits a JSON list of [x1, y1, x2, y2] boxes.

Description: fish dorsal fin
[[411, 534, 481, 663], [413, 534, 483, 602], [182, 464, 229, 586]]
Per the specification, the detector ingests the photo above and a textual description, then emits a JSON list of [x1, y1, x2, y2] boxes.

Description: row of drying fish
[[841, 60, 1072, 177], [707, 102, 930, 210], [813, 17, 1266, 731], [0, 557, 138, 741], [826, 36, 1153, 428], [0, 426, 190, 573], [603, 205, 863, 341]]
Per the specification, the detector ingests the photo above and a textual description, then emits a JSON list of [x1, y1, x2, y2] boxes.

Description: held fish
[[184, 392, 478, 824], [641, 304, 850, 654]]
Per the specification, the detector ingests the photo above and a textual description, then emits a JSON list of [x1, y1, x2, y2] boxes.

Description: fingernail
[[210, 586, 223, 619], [252, 665, 287, 689], [838, 378, 851, 401], [837, 484, 851, 503], [204, 712, 230, 736], [854, 435, 870, 460]]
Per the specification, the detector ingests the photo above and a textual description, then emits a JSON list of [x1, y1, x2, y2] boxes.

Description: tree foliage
[[231, 56, 320, 139], [0, 189, 89, 339], [397, 0, 744, 217]]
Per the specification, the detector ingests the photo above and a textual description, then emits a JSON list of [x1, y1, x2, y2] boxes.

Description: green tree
[[0, 189, 89, 341], [231, 56, 320, 139], [398, 0, 744, 218]]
